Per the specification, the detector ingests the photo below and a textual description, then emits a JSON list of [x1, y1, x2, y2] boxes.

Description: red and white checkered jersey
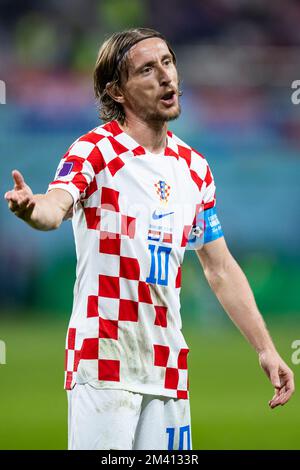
[[48, 120, 217, 400]]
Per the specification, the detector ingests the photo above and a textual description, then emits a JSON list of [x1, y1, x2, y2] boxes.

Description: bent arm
[[28, 189, 74, 230]]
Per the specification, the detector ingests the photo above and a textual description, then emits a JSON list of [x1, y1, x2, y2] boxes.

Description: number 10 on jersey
[[146, 244, 171, 286]]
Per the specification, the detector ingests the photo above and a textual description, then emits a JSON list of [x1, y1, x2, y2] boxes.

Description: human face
[[121, 37, 181, 123]]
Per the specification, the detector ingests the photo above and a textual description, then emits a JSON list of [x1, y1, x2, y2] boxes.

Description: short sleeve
[[202, 164, 216, 211], [187, 161, 223, 249], [47, 139, 101, 220]]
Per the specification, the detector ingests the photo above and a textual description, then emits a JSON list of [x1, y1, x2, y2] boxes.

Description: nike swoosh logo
[[152, 210, 174, 220]]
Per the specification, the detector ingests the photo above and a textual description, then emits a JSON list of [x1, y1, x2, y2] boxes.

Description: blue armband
[[187, 206, 223, 249]]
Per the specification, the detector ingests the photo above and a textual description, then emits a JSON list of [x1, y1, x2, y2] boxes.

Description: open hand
[[4, 170, 36, 220]]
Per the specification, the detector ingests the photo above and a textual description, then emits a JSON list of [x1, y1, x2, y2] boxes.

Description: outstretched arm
[[196, 236, 295, 409], [4, 169, 73, 231]]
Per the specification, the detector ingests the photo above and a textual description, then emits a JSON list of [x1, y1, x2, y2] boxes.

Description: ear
[[106, 82, 125, 104]]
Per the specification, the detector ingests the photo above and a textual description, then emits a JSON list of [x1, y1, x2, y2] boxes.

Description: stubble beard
[[158, 103, 181, 122], [143, 102, 181, 124]]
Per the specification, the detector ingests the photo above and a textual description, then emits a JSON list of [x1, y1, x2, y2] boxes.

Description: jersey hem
[[67, 379, 189, 400]]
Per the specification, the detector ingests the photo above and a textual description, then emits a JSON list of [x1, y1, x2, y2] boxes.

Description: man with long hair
[[5, 28, 294, 450]]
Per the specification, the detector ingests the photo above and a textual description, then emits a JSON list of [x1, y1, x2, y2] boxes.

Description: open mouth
[[160, 90, 176, 104]]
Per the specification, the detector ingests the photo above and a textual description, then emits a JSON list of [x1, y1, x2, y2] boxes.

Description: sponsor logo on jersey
[[152, 209, 174, 220]]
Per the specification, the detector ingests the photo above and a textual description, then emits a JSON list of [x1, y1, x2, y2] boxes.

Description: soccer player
[[4, 28, 294, 450]]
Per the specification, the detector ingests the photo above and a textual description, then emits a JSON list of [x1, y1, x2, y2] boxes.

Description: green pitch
[[0, 315, 299, 449]]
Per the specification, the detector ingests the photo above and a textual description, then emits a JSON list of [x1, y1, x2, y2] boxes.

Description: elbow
[[203, 256, 234, 291], [47, 218, 62, 231], [46, 209, 65, 230], [52, 216, 63, 230], [203, 254, 238, 292], [204, 267, 228, 291], [31, 217, 62, 231]]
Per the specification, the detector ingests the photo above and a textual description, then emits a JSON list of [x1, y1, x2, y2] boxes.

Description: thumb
[[270, 369, 281, 389], [12, 169, 26, 189]]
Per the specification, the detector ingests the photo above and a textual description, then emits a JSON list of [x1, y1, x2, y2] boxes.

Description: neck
[[119, 114, 168, 155]]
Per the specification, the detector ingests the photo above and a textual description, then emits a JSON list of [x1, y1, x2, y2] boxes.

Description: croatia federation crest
[[154, 180, 171, 205]]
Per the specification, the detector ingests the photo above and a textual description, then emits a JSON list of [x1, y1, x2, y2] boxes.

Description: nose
[[158, 65, 172, 86]]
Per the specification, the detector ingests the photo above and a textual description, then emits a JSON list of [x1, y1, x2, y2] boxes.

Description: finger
[[273, 370, 295, 404], [17, 196, 30, 210], [285, 376, 295, 393], [8, 192, 30, 205], [9, 196, 35, 215], [269, 394, 284, 408], [8, 201, 20, 212], [269, 397, 280, 408], [4, 190, 18, 201], [269, 385, 285, 407], [4, 191, 12, 200], [270, 369, 281, 389], [26, 200, 36, 211], [279, 392, 293, 406], [8, 194, 22, 207], [269, 386, 289, 408], [8, 197, 25, 212], [12, 169, 26, 190], [272, 392, 289, 407], [279, 378, 295, 405], [270, 388, 281, 403], [21, 199, 35, 213], [269, 400, 281, 409], [8, 197, 19, 208]]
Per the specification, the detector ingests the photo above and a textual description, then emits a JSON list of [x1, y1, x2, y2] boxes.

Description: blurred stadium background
[[0, 0, 299, 450]]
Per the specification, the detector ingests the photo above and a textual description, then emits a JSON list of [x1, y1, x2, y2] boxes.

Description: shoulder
[[57, 122, 118, 176], [168, 130, 207, 162], [71, 121, 117, 148], [169, 130, 211, 180], [73, 120, 134, 159], [63, 120, 123, 164]]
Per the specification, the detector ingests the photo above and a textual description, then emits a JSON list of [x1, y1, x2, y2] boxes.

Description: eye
[[163, 58, 172, 66], [141, 66, 152, 74]]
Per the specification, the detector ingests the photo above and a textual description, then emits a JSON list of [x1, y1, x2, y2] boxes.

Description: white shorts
[[67, 384, 192, 450]]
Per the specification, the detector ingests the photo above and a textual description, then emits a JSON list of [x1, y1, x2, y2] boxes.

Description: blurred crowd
[[1, 0, 300, 147], [1, 0, 300, 71]]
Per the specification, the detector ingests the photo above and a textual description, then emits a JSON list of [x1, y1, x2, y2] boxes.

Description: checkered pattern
[[65, 327, 81, 390], [48, 120, 217, 400], [153, 345, 189, 399]]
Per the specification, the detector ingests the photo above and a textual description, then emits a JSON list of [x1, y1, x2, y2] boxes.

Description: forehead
[[127, 37, 171, 68]]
